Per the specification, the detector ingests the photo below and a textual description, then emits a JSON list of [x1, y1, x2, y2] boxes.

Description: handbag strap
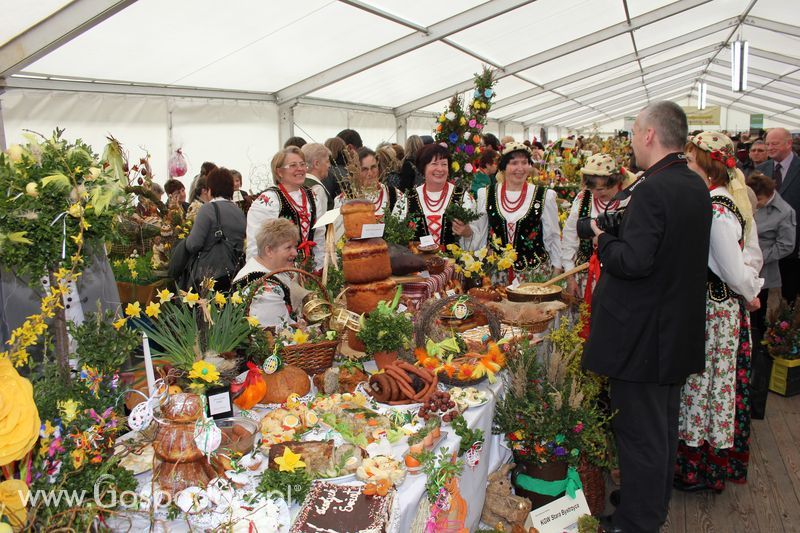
[[212, 201, 226, 242]]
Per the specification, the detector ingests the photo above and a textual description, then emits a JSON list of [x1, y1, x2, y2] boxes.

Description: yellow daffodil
[[213, 292, 227, 307], [230, 291, 243, 305], [475, 247, 488, 260], [292, 329, 309, 345], [183, 290, 199, 307], [25, 182, 38, 197], [247, 316, 260, 328], [130, 270, 139, 280], [157, 288, 174, 303], [492, 235, 503, 247], [145, 301, 161, 318], [70, 233, 83, 245], [58, 398, 81, 424], [202, 278, 216, 291], [67, 203, 84, 218], [112, 318, 127, 330], [274, 447, 306, 472], [0, 479, 29, 529], [496, 257, 514, 271], [188, 361, 220, 383], [124, 302, 141, 318]]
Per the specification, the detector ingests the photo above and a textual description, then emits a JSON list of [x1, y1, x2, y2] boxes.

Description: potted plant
[[111, 249, 167, 306], [357, 288, 413, 369], [493, 317, 613, 513], [763, 302, 800, 396]]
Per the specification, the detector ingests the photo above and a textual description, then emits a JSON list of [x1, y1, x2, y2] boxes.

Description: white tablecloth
[[115, 374, 512, 532]]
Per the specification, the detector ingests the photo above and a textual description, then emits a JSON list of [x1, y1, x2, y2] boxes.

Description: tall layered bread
[[341, 199, 395, 352], [153, 393, 216, 494]]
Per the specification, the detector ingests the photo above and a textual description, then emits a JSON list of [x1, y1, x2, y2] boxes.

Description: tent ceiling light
[[731, 40, 749, 92], [698, 81, 707, 110]]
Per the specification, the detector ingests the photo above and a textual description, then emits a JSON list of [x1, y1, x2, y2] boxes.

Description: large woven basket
[[577, 459, 606, 516], [415, 294, 502, 387], [246, 267, 337, 376]]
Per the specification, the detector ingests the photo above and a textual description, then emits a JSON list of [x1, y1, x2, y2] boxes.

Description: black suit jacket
[[756, 156, 800, 250], [582, 154, 712, 384]]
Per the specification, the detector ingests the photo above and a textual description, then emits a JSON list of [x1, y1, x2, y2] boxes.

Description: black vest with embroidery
[[267, 186, 317, 261], [707, 195, 746, 302], [576, 189, 594, 266], [233, 271, 293, 317], [487, 184, 549, 271], [405, 186, 463, 247]]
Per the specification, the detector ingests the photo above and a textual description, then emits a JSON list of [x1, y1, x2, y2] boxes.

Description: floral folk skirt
[[675, 299, 752, 490]]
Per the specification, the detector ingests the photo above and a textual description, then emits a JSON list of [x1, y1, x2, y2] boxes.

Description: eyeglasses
[[281, 162, 308, 170]]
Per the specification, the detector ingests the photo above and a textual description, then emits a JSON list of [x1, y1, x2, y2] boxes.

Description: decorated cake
[[290, 481, 394, 533], [342, 198, 378, 239], [342, 238, 392, 284]]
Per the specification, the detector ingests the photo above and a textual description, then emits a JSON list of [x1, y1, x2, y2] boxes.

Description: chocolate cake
[[290, 481, 394, 533]]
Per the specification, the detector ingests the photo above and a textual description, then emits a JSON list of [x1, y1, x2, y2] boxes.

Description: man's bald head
[[766, 127, 793, 161]]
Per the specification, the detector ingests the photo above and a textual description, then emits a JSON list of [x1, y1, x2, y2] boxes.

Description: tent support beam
[[567, 87, 692, 130], [278, 102, 295, 148], [519, 61, 708, 125], [491, 17, 737, 113], [0, 0, 137, 78], [500, 50, 716, 122], [276, 0, 533, 103], [395, 115, 408, 144], [744, 16, 800, 39], [393, 0, 712, 116]]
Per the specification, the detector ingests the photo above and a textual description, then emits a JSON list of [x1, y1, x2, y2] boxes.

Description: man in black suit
[[583, 101, 712, 533], [757, 127, 800, 303]]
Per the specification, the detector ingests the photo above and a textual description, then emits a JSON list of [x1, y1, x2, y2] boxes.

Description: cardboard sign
[[561, 138, 577, 149], [360, 223, 385, 239], [420, 235, 436, 247], [206, 388, 233, 419], [420, 270, 431, 278], [313, 207, 341, 228], [524, 489, 592, 533]]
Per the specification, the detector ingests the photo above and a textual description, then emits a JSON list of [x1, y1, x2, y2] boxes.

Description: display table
[[113, 373, 511, 532]]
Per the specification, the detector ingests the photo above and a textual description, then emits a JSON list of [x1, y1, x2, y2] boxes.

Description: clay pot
[[512, 460, 568, 510], [372, 350, 398, 370]]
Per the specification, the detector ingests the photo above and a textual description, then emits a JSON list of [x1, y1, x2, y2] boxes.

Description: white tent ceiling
[[0, 0, 799, 136]]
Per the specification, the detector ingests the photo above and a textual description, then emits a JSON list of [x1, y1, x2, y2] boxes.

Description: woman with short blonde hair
[[246, 147, 325, 269]]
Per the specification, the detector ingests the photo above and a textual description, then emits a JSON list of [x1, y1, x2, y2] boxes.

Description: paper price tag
[[420, 235, 436, 247], [207, 390, 233, 418], [420, 271, 431, 278], [360, 223, 385, 239], [445, 289, 456, 297]]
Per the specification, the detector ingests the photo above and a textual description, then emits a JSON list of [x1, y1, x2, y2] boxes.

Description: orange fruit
[[404, 455, 421, 468]]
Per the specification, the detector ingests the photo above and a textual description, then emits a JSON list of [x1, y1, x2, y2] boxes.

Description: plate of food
[[447, 386, 489, 409], [114, 432, 155, 475], [506, 282, 563, 302]]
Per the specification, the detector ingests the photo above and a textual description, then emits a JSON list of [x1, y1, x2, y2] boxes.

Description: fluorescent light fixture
[[699, 82, 707, 110], [731, 40, 749, 92]]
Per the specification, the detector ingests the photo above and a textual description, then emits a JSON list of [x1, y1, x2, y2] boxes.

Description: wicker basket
[[246, 267, 337, 376], [577, 459, 606, 516], [415, 295, 502, 387]]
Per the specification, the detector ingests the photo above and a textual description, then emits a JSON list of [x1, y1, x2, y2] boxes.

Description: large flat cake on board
[[290, 480, 394, 533]]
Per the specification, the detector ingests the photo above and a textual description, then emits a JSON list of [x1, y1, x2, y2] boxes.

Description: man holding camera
[[582, 101, 712, 533]]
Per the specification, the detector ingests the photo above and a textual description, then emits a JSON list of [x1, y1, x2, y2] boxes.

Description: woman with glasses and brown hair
[[246, 146, 325, 271]]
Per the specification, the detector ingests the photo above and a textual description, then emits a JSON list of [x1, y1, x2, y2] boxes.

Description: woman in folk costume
[[471, 142, 563, 279], [333, 147, 405, 239], [246, 147, 326, 271], [562, 154, 633, 302], [675, 131, 764, 493], [397, 143, 483, 250]]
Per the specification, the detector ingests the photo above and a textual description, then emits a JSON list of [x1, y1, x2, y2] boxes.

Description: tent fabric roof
[[1, 0, 799, 131]]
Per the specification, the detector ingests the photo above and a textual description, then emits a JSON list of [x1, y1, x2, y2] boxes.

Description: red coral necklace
[[500, 182, 528, 213], [422, 183, 449, 212]]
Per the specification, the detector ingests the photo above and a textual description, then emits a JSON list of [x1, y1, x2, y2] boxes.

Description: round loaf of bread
[[342, 199, 376, 240], [342, 238, 392, 284], [346, 279, 397, 315]]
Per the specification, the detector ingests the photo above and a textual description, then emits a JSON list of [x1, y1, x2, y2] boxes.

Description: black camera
[[576, 211, 625, 239]]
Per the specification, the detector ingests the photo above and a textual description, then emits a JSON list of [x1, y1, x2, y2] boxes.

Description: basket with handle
[[246, 267, 338, 376], [415, 294, 503, 386]]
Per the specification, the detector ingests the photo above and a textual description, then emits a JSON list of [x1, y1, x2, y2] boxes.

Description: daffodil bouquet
[[445, 238, 518, 281], [124, 284, 258, 390]]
